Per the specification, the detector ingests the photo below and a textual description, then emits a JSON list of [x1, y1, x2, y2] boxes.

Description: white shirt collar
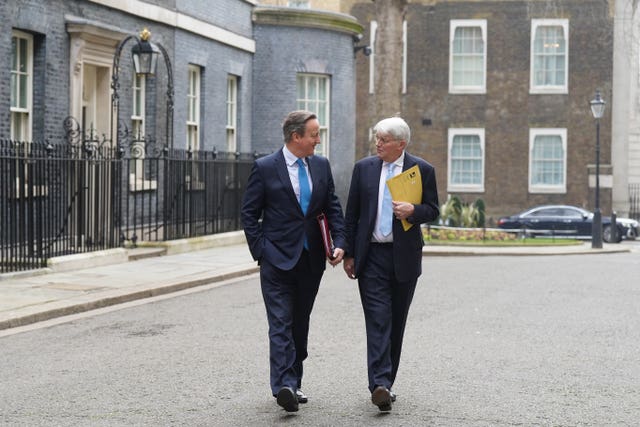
[[384, 151, 405, 170], [282, 145, 304, 167]]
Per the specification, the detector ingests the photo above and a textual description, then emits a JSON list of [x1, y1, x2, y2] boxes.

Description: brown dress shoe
[[371, 386, 392, 412]]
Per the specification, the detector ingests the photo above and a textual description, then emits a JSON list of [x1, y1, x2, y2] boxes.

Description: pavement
[[0, 230, 634, 331]]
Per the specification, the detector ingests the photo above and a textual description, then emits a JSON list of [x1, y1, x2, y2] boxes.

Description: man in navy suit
[[343, 116, 439, 412], [241, 110, 345, 412]]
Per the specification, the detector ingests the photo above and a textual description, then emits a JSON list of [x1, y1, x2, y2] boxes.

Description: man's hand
[[328, 248, 345, 266], [392, 201, 414, 221], [343, 257, 356, 279]]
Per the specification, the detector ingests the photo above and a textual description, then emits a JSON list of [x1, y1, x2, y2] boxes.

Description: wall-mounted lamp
[[353, 33, 371, 57], [354, 45, 372, 57]]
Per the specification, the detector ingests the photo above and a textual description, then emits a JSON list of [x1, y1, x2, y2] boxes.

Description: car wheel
[[603, 225, 622, 243]]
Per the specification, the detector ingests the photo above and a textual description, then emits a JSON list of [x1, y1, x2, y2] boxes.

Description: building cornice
[[253, 6, 364, 37], [86, 0, 255, 53]]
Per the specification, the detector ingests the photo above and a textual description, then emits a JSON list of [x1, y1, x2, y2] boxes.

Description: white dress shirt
[[372, 152, 405, 243], [283, 145, 312, 204]]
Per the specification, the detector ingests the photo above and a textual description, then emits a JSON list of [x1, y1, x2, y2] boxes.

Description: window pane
[[11, 112, 25, 141], [533, 25, 566, 87], [226, 76, 237, 152], [227, 129, 236, 152], [451, 134, 482, 185], [18, 75, 27, 108], [186, 66, 200, 150], [452, 25, 484, 87], [531, 134, 564, 185], [10, 33, 32, 141], [297, 74, 330, 156], [19, 38, 27, 72], [308, 77, 317, 99], [10, 74, 18, 108], [133, 76, 144, 117], [133, 89, 139, 116], [319, 78, 326, 99]]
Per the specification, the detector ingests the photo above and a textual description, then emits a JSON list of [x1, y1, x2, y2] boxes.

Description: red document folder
[[316, 213, 335, 260]]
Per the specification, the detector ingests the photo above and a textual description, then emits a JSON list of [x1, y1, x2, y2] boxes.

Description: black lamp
[[131, 28, 159, 75]]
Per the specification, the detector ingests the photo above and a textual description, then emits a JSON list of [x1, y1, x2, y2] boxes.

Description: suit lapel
[[307, 156, 320, 211], [274, 150, 300, 209], [402, 152, 417, 172], [368, 158, 383, 227]]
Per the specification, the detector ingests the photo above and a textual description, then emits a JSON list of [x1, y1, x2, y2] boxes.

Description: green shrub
[[439, 195, 486, 228]]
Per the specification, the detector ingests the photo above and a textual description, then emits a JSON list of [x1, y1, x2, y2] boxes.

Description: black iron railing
[[1, 137, 259, 274]]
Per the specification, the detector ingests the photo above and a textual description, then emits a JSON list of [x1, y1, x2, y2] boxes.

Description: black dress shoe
[[371, 386, 392, 412], [296, 389, 308, 404], [276, 387, 299, 412]]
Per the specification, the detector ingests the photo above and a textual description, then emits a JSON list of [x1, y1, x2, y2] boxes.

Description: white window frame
[[226, 74, 238, 153], [131, 74, 145, 139], [402, 20, 407, 94], [529, 128, 567, 193], [296, 73, 330, 157], [530, 19, 569, 94], [187, 65, 201, 151], [369, 21, 377, 94], [128, 74, 156, 192], [369, 20, 407, 94], [449, 20, 487, 94], [447, 128, 485, 192], [10, 30, 33, 142]]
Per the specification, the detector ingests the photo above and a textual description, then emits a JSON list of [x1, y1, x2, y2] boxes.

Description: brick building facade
[[349, 0, 616, 221]]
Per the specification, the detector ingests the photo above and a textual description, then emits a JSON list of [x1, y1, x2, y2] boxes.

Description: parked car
[[497, 205, 639, 243]]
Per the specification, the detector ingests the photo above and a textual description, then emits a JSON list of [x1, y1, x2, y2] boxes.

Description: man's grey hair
[[373, 116, 411, 144], [283, 110, 317, 143]]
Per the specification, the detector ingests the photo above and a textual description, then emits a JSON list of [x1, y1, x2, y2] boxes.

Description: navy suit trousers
[[357, 243, 417, 392], [260, 250, 323, 395]]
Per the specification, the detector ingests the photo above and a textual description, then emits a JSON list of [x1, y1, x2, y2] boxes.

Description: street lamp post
[[590, 90, 606, 249]]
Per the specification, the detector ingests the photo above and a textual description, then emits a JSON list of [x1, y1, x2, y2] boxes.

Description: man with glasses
[[343, 116, 439, 412]]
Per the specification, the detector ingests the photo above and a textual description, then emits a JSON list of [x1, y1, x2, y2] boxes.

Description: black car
[[497, 205, 639, 243]]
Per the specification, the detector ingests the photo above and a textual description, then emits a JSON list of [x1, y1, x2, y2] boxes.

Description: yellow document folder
[[386, 164, 422, 231]]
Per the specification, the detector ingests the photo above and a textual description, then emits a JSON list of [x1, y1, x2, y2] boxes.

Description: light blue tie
[[297, 158, 311, 215], [378, 163, 395, 236]]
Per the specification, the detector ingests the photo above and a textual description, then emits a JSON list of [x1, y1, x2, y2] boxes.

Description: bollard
[[611, 211, 617, 243]]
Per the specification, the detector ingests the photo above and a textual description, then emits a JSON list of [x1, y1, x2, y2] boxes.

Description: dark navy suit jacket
[[344, 152, 439, 282], [241, 149, 346, 274]]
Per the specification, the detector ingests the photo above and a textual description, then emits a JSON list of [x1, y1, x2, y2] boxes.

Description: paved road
[[1, 253, 639, 426]]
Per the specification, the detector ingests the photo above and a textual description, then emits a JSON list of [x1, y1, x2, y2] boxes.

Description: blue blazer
[[344, 152, 439, 282], [241, 149, 346, 274]]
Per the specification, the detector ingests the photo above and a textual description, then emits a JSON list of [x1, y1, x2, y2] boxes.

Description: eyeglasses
[[375, 135, 397, 145]]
